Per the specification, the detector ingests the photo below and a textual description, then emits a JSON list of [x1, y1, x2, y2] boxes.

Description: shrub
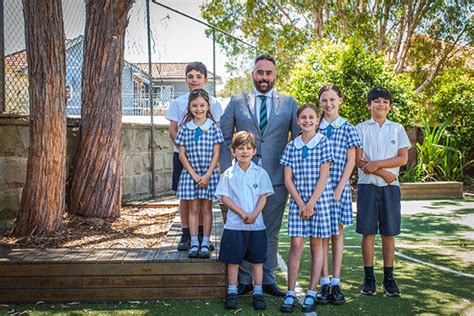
[[285, 40, 420, 128]]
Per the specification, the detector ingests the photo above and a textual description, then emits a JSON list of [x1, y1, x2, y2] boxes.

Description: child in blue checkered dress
[[316, 85, 362, 305], [279, 104, 335, 314], [175, 89, 224, 259]]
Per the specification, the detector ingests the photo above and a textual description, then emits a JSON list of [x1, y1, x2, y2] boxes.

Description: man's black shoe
[[262, 283, 286, 297], [330, 284, 346, 304], [224, 293, 238, 309], [237, 283, 253, 296], [252, 294, 266, 310], [382, 278, 401, 297], [316, 284, 330, 304], [208, 241, 215, 251], [361, 275, 376, 296], [177, 235, 190, 251]]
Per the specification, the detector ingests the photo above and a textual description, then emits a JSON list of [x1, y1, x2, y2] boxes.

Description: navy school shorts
[[218, 229, 267, 264], [356, 184, 401, 236]]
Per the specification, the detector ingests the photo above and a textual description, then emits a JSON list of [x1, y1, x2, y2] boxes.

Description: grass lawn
[[1, 200, 473, 315]]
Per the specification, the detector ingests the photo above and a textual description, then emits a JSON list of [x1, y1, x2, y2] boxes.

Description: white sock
[[320, 277, 331, 285], [331, 278, 340, 286], [201, 236, 209, 247]]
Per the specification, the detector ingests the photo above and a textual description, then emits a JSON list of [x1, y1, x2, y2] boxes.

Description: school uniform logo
[[253, 183, 259, 189], [391, 139, 396, 144]]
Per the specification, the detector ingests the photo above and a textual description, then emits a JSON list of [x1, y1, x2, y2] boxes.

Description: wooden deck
[[0, 205, 226, 303]]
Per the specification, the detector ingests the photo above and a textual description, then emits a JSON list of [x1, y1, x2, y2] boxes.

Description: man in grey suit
[[220, 54, 300, 296]]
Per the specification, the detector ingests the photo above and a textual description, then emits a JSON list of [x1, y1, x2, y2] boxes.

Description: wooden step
[[0, 205, 228, 303]]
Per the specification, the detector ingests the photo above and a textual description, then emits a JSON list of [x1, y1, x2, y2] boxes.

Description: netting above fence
[[1, 0, 255, 119]]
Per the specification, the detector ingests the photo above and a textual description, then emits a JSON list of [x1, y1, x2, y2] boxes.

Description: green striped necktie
[[258, 95, 267, 133]]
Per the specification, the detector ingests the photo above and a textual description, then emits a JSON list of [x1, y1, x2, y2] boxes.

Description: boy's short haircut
[[254, 54, 276, 66], [367, 86, 392, 105], [185, 61, 208, 78], [231, 131, 257, 150]]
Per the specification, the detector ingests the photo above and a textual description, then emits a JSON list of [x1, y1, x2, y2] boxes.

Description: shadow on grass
[[276, 209, 474, 315]]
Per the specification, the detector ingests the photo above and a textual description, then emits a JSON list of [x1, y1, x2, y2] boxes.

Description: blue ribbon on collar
[[326, 124, 334, 139], [194, 128, 203, 143], [302, 145, 309, 158]]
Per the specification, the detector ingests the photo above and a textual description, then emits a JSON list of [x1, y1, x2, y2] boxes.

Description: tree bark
[[68, 0, 133, 218], [12, 0, 66, 236]]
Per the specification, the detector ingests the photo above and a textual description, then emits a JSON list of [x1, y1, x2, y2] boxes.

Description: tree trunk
[[68, 0, 133, 218], [12, 0, 66, 236]]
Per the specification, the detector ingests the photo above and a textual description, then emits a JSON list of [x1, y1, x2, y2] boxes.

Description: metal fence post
[[146, 0, 156, 198], [0, 0, 5, 113], [212, 28, 216, 97]]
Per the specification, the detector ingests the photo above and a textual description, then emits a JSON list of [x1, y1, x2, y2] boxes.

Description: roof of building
[[134, 62, 222, 84]]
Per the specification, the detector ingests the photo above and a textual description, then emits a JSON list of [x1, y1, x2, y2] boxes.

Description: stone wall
[[0, 117, 173, 232]]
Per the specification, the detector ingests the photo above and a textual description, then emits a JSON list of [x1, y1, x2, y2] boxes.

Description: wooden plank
[[21, 249, 46, 263], [400, 182, 463, 189], [0, 275, 226, 289], [0, 249, 36, 264], [109, 249, 129, 262], [30, 249, 71, 263], [83, 249, 109, 263], [0, 262, 226, 276], [134, 248, 156, 262], [96, 249, 118, 263], [0, 286, 226, 303], [121, 248, 142, 262], [70, 249, 95, 263]]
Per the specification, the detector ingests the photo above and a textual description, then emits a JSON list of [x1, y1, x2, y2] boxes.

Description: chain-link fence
[[1, 0, 256, 119]]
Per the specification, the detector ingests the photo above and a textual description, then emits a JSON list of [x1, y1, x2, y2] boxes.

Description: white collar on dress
[[319, 116, 347, 129], [186, 118, 213, 131], [294, 133, 324, 149]]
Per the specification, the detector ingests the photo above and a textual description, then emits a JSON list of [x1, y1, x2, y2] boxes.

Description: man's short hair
[[254, 54, 276, 66], [367, 86, 392, 105], [185, 61, 208, 78], [231, 131, 257, 150]]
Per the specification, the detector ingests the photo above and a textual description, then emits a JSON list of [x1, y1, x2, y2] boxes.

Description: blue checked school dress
[[175, 119, 224, 200], [279, 133, 336, 238], [319, 117, 362, 234]]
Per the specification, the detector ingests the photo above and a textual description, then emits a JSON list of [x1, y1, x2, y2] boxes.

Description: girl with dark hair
[[175, 88, 223, 259]]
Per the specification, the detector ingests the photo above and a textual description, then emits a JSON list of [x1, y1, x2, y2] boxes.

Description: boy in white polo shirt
[[355, 87, 411, 297], [215, 131, 274, 311], [165, 62, 223, 251]]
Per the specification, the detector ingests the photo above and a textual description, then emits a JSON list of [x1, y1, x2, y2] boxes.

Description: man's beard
[[253, 79, 274, 93]]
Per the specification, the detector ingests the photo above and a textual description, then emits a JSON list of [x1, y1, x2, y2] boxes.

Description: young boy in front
[[165, 62, 223, 251], [355, 87, 411, 297], [215, 131, 274, 311]]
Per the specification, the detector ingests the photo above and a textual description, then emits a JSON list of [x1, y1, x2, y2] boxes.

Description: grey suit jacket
[[219, 90, 300, 186]]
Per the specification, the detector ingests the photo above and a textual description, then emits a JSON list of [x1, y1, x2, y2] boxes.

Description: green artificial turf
[[1, 200, 473, 315]]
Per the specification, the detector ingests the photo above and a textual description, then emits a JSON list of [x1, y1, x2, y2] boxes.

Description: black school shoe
[[224, 293, 238, 309], [301, 295, 317, 313], [316, 284, 331, 304], [382, 278, 401, 297], [280, 294, 296, 313], [330, 284, 346, 304], [177, 235, 190, 251], [361, 275, 376, 296], [252, 294, 266, 310]]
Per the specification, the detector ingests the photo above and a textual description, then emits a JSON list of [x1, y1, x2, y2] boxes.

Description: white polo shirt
[[215, 161, 274, 231], [356, 118, 411, 187], [165, 92, 223, 153]]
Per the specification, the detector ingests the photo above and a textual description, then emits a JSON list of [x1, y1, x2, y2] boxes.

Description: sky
[[4, 0, 246, 84]]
